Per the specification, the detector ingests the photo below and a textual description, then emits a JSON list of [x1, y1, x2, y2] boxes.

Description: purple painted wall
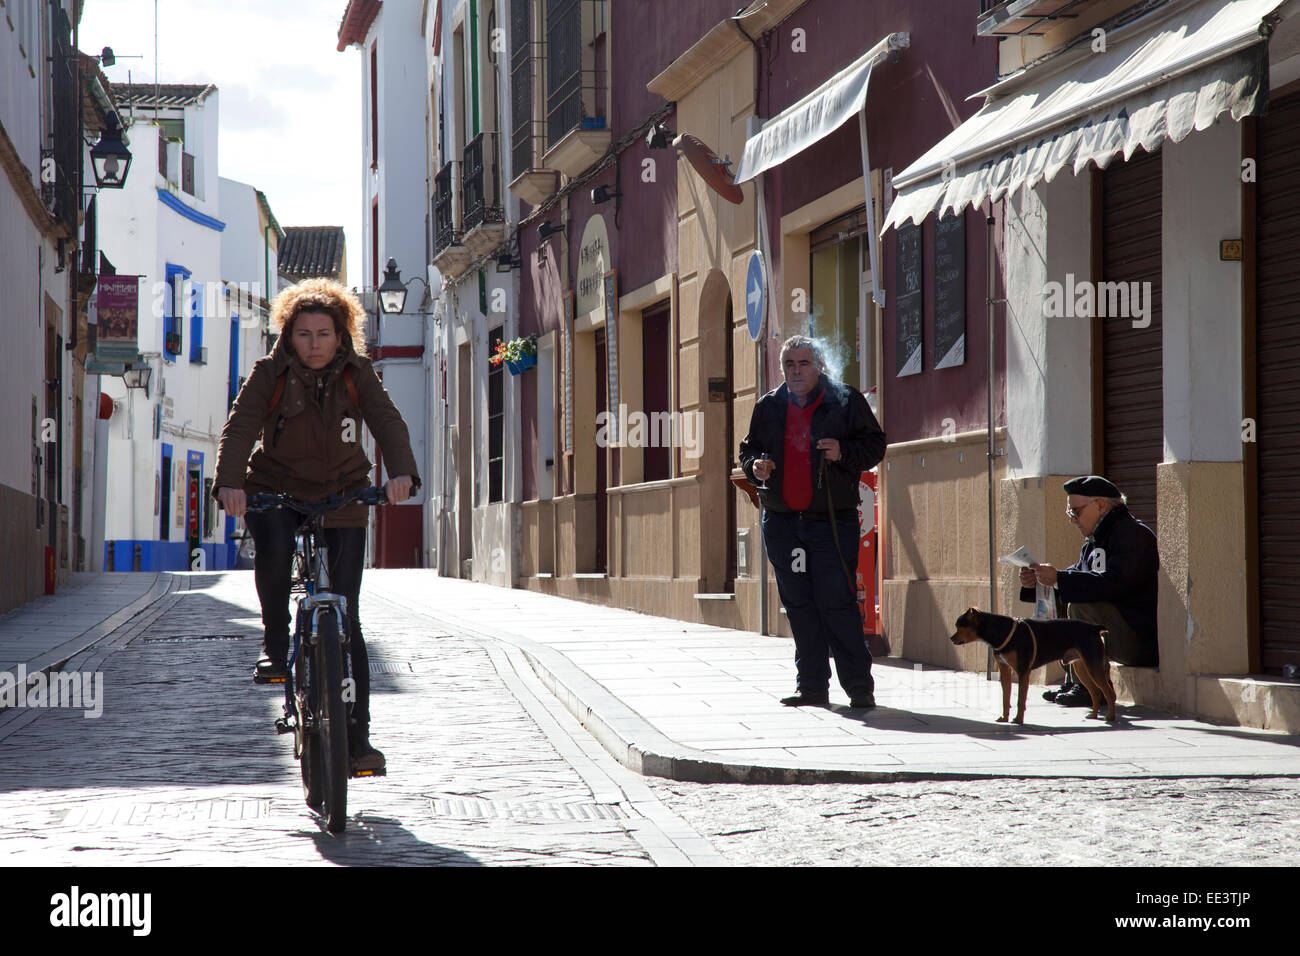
[[519, 0, 725, 500], [761, 0, 1004, 443]]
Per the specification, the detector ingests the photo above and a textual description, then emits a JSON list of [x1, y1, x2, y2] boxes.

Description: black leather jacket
[[738, 376, 886, 515]]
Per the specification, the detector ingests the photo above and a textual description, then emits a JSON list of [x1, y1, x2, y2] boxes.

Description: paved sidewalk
[[5, 571, 1300, 783], [365, 572, 1300, 783], [0, 573, 171, 675]]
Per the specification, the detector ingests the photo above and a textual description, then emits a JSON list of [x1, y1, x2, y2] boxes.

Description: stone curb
[[10, 572, 177, 679]]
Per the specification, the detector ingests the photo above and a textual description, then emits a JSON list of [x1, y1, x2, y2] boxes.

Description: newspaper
[[1000, 546, 1057, 620]]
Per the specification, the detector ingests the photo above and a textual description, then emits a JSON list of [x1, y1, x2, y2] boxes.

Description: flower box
[[505, 353, 537, 375]]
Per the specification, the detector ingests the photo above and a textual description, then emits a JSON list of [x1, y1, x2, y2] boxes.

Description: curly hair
[[269, 278, 367, 357]]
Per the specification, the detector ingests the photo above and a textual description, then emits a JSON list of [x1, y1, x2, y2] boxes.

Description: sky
[[79, 0, 364, 280]]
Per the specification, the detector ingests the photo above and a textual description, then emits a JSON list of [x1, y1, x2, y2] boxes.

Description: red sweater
[[782, 387, 824, 511]]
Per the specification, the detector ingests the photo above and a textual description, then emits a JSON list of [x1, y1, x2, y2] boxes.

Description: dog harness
[[996, 618, 1041, 669]]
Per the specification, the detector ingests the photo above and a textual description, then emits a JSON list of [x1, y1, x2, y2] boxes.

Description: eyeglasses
[[1066, 499, 1098, 520]]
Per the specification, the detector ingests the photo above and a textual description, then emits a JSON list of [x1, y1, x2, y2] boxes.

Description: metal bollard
[[106, 541, 115, 571], [133, 543, 142, 572]]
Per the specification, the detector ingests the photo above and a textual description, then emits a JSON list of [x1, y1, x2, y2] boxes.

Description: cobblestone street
[[2, 570, 1298, 870], [648, 776, 1300, 867], [0, 573, 717, 866]]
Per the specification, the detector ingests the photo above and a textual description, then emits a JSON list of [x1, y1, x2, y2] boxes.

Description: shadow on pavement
[[303, 815, 482, 866]]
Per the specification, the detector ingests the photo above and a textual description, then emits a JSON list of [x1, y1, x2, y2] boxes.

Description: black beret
[[1063, 475, 1121, 498]]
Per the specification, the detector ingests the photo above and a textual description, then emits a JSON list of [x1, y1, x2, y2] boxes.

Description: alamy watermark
[[150, 277, 264, 328], [50, 886, 150, 936], [0, 666, 103, 718], [1042, 273, 1153, 328], [595, 405, 703, 458]]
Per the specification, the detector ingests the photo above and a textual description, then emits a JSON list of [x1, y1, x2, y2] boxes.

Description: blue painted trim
[[103, 540, 237, 572], [156, 188, 227, 231]]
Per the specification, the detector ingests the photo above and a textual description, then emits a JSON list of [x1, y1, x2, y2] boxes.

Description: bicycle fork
[[274, 593, 351, 755]]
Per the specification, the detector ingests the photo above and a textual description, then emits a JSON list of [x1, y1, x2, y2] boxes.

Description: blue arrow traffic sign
[[745, 250, 765, 342]]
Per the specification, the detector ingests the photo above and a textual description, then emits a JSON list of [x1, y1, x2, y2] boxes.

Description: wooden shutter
[[1101, 147, 1163, 533]]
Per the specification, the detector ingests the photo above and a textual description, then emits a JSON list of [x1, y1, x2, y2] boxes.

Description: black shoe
[[253, 654, 288, 683], [349, 725, 386, 776], [1043, 681, 1075, 702], [780, 691, 830, 707], [849, 693, 876, 710], [1054, 683, 1094, 707]]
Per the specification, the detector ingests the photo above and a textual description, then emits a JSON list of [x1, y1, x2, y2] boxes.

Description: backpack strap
[[268, 370, 287, 414], [342, 365, 359, 408]]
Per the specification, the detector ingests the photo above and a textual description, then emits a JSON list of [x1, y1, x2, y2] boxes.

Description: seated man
[[1020, 475, 1159, 706]]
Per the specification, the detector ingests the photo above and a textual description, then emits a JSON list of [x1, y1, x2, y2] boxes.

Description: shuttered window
[[1255, 90, 1300, 675], [1101, 147, 1164, 534]]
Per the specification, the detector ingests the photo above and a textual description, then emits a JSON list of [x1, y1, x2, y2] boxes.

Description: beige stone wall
[[1157, 460, 1250, 677], [880, 429, 1009, 671]]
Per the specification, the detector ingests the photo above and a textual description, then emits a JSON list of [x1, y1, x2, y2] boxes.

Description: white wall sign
[[576, 214, 610, 319]]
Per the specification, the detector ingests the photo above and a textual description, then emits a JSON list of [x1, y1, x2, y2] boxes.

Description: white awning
[[733, 31, 911, 184], [883, 0, 1288, 233]]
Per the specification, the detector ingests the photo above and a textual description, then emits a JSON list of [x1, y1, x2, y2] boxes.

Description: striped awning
[[884, 0, 1288, 232]]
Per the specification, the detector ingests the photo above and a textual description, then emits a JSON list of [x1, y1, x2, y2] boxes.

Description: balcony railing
[[462, 132, 503, 233], [433, 160, 460, 254]]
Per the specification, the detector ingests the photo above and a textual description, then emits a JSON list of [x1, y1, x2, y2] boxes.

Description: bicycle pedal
[[253, 673, 288, 685], [350, 767, 386, 778], [273, 717, 294, 735]]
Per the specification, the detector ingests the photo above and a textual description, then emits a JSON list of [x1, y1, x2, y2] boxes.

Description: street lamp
[[378, 258, 434, 315], [90, 114, 133, 189], [123, 362, 152, 398]]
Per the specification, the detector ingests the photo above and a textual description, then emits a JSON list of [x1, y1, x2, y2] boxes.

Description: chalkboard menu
[[933, 212, 966, 369], [894, 222, 922, 377]]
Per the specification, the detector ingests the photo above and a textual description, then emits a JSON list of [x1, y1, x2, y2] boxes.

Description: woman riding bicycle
[[213, 278, 421, 774]]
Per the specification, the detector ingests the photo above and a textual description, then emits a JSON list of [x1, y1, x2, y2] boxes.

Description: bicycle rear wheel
[[304, 608, 349, 832]]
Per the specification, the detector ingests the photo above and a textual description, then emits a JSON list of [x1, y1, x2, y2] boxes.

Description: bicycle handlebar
[[245, 485, 389, 516]]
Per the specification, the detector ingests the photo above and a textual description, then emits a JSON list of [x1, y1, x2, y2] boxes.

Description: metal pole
[[986, 210, 998, 680]]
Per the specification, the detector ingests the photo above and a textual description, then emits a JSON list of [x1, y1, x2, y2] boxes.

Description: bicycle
[[245, 485, 389, 834]]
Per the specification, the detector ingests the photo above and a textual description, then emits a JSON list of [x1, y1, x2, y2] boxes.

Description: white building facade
[[95, 84, 273, 572], [338, 0, 431, 569], [0, 1, 104, 610]]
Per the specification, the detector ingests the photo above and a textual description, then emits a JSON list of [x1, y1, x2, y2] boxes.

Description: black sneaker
[[1054, 683, 1094, 707], [780, 691, 830, 707], [849, 693, 876, 710]]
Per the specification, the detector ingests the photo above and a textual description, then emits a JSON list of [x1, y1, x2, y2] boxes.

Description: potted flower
[[489, 334, 538, 375]]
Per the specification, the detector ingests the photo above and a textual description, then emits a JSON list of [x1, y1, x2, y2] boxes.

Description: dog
[[950, 607, 1117, 724]]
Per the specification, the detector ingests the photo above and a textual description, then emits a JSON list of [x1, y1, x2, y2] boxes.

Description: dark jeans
[[244, 508, 371, 728], [762, 509, 874, 697]]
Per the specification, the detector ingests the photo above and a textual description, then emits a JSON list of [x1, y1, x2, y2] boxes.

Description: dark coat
[[213, 333, 421, 528], [738, 376, 886, 514], [1020, 504, 1159, 644]]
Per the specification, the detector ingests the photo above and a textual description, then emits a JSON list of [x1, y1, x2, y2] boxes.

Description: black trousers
[[244, 508, 372, 728]]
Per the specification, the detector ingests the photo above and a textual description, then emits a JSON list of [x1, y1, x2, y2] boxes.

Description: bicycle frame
[[285, 513, 351, 760], [246, 485, 388, 832]]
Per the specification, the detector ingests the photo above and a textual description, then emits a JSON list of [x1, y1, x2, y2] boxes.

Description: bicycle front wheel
[[305, 608, 349, 833]]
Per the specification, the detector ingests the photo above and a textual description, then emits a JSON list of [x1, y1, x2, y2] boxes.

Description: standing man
[[739, 336, 887, 709], [1021, 475, 1160, 706]]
